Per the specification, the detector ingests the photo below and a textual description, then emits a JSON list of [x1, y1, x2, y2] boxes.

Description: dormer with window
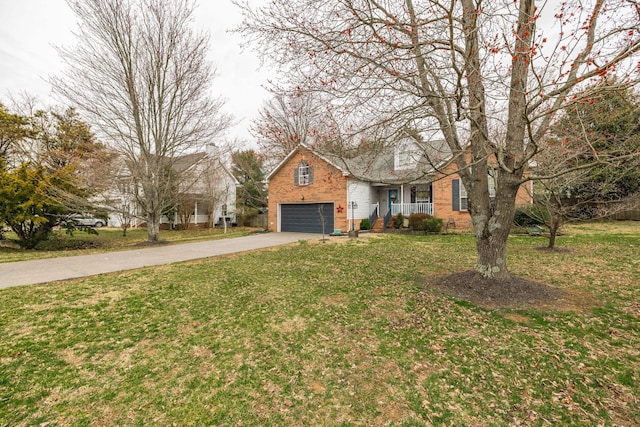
[[394, 139, 418, 170], [294, 161, 313, 186]]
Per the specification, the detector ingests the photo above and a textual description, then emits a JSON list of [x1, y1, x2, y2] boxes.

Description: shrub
[[237, 208, 259, 227], [513, 206, 546, 227], [359, 218, 370, 230], [424, 217, 444, 233], [0, 164, 68, 249], [408, 213, 432, 231], [392, 213, 404, 229]]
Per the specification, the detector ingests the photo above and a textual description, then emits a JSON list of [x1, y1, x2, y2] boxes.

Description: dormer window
[[294, 161, 313, 186], [394, 139, 417, 170]]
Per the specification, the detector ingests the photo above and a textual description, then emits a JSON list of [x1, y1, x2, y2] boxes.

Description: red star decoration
[[336, 205, 344, 213]]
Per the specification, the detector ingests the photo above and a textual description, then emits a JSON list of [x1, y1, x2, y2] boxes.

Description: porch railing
[[368, 203, 379, 228], [383, 209, 393, 230], [390, 202, 434, 216], [192, 214, 209, 224]]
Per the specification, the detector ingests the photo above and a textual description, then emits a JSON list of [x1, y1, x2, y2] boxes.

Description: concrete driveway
[[0, 232, 321, 289]]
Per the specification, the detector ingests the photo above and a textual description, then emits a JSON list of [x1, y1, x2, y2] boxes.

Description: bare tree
[[252, 94, 314, 161], [238, 0, 640, 280], [202, 162, 236, 233], [251, 92, 344, 171], [253, 90, 354, 168], [53, 0, 231, 242], [318, 204, 327, 242], [528, 82, 640, 248], [527, 143, 610, 249], [116, 202, 134, 237]]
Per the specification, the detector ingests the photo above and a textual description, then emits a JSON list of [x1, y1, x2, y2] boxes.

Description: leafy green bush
[[0, 164, 70, 249], [392, 213, 404, 229], [359, 218, 370, 230], [424, 217, 444, 233], [408, 213, 432, 230]]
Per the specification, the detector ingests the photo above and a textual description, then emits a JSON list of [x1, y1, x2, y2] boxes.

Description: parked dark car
[[62, 213, 107, 228]]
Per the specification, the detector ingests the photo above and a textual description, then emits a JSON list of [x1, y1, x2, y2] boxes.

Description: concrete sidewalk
[[0, 232, 320, 289]]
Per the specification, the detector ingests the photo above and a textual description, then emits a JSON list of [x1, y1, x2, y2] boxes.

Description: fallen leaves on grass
[[430, 270, 565, 309]]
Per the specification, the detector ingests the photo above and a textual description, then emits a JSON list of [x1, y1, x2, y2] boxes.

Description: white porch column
[[194, 200, 198, 225]]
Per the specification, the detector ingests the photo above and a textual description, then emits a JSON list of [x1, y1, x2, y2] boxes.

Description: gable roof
[[266, 140, 453, 185], [265, 143, 349, 181], [119, 151, 239, 186], [172, 152, 207, 174]]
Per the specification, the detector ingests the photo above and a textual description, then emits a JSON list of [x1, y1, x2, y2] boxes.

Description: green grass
[[0, 227, 256, 263], [0, 222, 638, 425]]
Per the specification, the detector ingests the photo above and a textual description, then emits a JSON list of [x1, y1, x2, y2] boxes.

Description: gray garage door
[[280, 203, 334, 233]]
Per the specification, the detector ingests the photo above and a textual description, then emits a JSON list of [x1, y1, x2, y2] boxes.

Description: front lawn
[[0, 223, 638, 425]]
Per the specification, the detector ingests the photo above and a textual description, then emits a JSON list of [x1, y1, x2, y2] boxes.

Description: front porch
[[389, 202, 433, 216], [367, 202, 435, 232]]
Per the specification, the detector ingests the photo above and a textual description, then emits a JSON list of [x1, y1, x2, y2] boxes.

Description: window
[[488, 173, 496, 205], [452, 178, 468, 211], [453, 175, 495, 211], [299, 163, 310, 185], [416, 185, 431, 203], [394, 140, 417, 170], [222, 204, 228, 216], [410, 185, 431, 203], [460, 181, 468, 211], [294, 161, 313, 186]]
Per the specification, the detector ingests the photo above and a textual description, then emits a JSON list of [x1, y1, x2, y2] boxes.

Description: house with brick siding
[[266, 143, 532, 233]]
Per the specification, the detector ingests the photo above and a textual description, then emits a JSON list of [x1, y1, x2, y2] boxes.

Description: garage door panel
[[281, 203, 334, 233]]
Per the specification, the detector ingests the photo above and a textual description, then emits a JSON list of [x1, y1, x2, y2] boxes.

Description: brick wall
[[432, 176, 473, 229], [432, 165, 533, 230], [267, 147, 349, 232]]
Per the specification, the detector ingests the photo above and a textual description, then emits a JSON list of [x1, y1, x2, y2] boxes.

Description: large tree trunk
[[473, 212, 515, 280], [466, 0, 535, 280], [146, 212, 160, 242], [475, 226, 511, 280], [470, 177, 520, 280]]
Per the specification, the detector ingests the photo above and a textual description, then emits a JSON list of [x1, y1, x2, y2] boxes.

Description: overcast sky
[[0, 0, 271, 145]]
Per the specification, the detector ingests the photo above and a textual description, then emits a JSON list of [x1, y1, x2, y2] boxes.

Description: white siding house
[[106, 152, 238, 229]]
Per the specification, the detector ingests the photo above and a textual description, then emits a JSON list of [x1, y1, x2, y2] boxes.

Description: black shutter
[[294, 167, 299, 185], [452, 179, 460, 211]]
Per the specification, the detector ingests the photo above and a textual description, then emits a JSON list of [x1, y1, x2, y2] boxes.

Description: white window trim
[[298, 163, 310, 186], [416, 185, 431, 203], [394, 140, 417, 170], [458, 175, 496, 210], [459, 182, 468, 211], [488, 174, 496, 199]]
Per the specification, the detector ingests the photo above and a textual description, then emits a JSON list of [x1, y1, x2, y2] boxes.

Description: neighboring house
[[266, 142, 533, 233], [106, 152, 238, 229]]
